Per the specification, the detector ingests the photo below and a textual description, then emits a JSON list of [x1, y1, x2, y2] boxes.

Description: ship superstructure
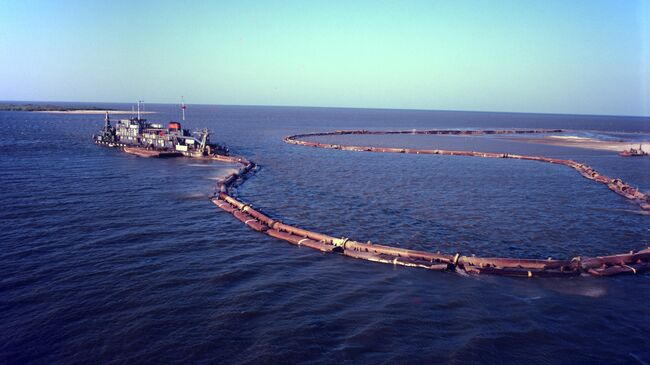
[[93, 101, 228, 158]]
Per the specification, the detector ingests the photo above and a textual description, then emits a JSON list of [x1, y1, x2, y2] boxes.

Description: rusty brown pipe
[[271, 222, 337, 244]]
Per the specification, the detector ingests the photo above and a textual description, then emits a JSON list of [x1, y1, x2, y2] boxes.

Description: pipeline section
[[209, 129, 649, 277]]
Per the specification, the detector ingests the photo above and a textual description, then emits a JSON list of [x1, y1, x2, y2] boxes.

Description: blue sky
[[0, 0, 648, 115]]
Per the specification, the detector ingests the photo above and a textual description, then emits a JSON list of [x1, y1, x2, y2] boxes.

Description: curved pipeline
[[210, 129, 650, 277]]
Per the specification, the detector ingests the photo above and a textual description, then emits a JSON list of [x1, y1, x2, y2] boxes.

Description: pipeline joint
[[333, 237, 349, 253], [445, 253, 461, 272]]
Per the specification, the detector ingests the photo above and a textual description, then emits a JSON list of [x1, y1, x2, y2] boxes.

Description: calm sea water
[[1, 104, 649, 364]]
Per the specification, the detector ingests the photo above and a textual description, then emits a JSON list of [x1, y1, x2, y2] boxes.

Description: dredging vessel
[[93, 101, 228, 158], [619, 144, 648, 157]]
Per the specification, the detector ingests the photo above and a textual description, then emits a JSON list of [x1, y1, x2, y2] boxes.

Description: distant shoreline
[[33, 110, 157, 115], [0, 103, 157, 114]]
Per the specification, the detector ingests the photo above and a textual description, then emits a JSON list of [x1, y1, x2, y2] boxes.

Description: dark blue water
[[1, 104, 649, 364]]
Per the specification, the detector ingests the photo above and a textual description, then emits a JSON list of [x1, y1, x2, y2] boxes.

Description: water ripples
[[1, 106, 649, 364]]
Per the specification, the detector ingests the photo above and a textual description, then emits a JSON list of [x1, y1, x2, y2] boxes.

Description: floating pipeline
[[284, 129, 650, 211], [209, 129, 650, 278]]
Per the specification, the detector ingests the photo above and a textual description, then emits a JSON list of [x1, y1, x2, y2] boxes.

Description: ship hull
[[95, 140, 226, 159], [123, 146, 183, 158], [619, 152, 648, 157]]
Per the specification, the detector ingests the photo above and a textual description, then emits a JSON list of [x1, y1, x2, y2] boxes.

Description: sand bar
[[35, 110, 157, 115]]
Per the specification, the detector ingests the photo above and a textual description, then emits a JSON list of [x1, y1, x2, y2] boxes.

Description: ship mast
[[181, 96, 186, 122], [137, 100, 143, 120]]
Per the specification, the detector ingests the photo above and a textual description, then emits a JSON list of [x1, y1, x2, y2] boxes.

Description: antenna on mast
[[181, 96, 186, 122]]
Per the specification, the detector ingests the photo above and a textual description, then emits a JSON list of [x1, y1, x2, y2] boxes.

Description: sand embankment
[[506, 136, 648, 152]]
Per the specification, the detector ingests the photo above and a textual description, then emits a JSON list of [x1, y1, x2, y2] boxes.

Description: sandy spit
[[34, 110, 157, 115]]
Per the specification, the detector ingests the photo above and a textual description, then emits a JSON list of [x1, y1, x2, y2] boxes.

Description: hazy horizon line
[[2, 98, 650, 119]]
